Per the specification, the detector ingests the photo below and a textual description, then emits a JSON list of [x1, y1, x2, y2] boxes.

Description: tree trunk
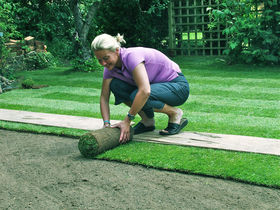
[[71, 0, 100, 60]]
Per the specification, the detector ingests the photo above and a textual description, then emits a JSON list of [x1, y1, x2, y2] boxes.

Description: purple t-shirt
[[103, 47, 181, 86]]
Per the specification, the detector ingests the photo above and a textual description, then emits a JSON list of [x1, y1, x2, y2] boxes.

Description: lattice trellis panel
[[168, 0, 227, 56]]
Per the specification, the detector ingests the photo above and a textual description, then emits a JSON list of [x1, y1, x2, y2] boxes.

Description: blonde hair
[[91, 33, 126, 51]]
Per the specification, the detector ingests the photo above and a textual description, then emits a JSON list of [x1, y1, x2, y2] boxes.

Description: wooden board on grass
[[133, 130, 280, 156], [1, 108, 280, 156], [0, 108, 120, 130]]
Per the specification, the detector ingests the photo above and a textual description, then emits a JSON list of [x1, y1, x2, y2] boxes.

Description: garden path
[[0, 108, 279, 156]]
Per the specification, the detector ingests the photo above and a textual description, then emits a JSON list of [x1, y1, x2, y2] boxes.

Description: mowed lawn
[[0, 56, 280, 188]]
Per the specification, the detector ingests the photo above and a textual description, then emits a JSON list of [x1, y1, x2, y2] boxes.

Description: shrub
[[71, 57, 103, 72], [24, 51, 56, 70], [46, 37, 75, 61], [209, 0, 280, 65], [22, 78, 35, 89]]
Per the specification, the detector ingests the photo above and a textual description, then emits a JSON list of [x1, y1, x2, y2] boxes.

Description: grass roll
[[78, 127, 133, 158]]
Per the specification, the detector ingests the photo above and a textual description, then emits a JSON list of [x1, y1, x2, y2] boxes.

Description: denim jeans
[[109, 73, 189, 118]]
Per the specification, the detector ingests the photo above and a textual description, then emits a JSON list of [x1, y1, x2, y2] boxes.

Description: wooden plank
[[133, 130, 280, 156], [0, 109, 121, 131]]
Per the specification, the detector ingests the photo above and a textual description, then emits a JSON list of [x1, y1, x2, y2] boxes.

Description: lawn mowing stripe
[[188, 76, 280, 88], [31, 78, 102, 88], [2, 96, 278, 126], [190, 83, 280, 95], [0, 104, 101, 118], [186, 101, 279, 118], [67, 77, 104, 82], [38, 92, 100, 103], [44, 86, 101, 96], [186, 111, 279, 130], [0, 86, 101, 99], [189, 95, 280, 110], [185, 118, 280, 139], [0, 99, 129, 116], [183, 68, 280, 78], [35, 78, 103, 87], [191, 89, 279, 101]]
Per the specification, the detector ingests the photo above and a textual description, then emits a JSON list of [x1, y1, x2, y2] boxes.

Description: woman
[[91, 33, 189, 143]]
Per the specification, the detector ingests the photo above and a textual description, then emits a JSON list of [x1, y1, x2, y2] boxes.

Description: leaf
[[230, 42, 238, 49]]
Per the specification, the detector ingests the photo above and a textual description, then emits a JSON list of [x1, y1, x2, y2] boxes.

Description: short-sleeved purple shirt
[[103, 47, 181, 86]]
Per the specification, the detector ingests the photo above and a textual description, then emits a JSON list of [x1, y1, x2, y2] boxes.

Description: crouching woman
[[91, 33, 189, 143]]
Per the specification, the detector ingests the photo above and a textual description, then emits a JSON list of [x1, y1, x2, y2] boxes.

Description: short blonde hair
[[91, 33, 126, 51]]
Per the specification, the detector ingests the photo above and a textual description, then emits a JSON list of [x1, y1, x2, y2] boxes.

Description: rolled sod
[[78, 127, 134, 158]]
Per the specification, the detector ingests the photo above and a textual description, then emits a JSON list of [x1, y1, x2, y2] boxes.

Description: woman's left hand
[[111, 120, 131, 143]]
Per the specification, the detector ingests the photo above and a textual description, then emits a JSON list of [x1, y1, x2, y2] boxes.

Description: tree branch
[[71, 0, 83, 34], [81, 1, 100, 41]]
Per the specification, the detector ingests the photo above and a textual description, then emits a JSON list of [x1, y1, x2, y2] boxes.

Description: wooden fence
[[168, 0, 227, 56]]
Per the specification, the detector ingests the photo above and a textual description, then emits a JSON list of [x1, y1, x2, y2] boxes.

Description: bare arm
[[100, 78, 112, 127], [126, 62, 150, 118], [114, 62, 151, 142]]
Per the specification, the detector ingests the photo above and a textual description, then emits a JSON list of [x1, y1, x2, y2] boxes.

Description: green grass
[[97, 142, 280, 188], [1, 57, 280, 188]]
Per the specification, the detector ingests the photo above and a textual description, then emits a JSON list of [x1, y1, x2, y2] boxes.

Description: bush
[[46, 37, 75, 61], [24, 51, 56, 70], [71, 57, 103, 72], [209, 0, 280, 65], [22, 78, 35, 89]]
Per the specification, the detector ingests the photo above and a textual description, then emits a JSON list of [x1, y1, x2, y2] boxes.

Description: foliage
[[11, 0, 74, 60], [1, 63, 17, 80], [71, 57, 103, 72], [2, 51, 56, 78], [209, 0, 280, 64], [45, 37, 75, 61], [94, 0, 169, 50], [0, 0, 22, 76], [24, 51, 56, 70], [13, 1, 73, 42], [3, 0, 170, 62], [21, 78, 35, 89]]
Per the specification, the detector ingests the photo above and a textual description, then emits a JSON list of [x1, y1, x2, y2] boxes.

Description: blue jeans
[[110, 73, 189, 118]]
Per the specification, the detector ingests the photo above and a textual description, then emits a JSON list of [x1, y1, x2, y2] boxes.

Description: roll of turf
[[78, 127, 133, 158]]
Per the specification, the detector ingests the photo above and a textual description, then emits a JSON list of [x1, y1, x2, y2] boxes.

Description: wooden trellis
[[168, 0, 227, 56]]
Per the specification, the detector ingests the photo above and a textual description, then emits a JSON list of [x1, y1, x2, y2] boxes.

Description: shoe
[[133, 122, 155, 135], [159, 118, 188, 135]]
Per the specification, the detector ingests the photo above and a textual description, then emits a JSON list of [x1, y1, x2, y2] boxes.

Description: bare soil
[[1, 129, 280, 209]]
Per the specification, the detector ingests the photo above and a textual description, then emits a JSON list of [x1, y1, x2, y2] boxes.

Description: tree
[[95, 0, 169, 49], [4, 0, 170, 63], [70, 0, 100, 60]]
